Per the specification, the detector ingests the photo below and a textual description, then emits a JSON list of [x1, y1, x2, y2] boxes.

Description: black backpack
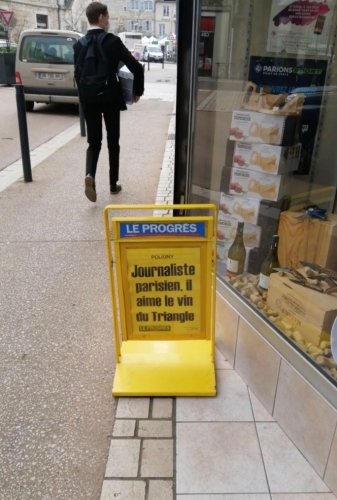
[[75, 32, 111, 104]]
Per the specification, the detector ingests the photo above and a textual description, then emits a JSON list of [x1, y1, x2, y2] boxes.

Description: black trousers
[[84, 103, 120, 187]]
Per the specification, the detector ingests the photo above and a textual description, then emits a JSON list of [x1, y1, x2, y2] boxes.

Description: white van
[[117, 32, 142, 53], [143, 45, 163, 63], [15, 29, 82, 111]]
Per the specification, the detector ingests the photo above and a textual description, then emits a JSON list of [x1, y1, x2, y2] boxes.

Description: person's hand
[[134, 96, 141, 103]]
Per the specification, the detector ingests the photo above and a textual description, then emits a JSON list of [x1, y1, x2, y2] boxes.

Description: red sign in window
[[200, 17, 215, 32]]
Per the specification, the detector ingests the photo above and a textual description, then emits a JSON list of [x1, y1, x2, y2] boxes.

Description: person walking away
[[74, 2, 144, 202]]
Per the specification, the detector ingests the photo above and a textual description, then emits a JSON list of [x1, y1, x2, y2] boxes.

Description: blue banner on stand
[[119, 222, 206, 238], [249, 57, 328, 175]]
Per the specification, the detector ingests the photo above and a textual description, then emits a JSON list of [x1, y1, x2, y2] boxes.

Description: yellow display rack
[[103, 204, 218, 397]]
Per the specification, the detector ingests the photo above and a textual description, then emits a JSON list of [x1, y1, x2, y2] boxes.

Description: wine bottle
[[226, 222, 246, 278], [258, 235, 280, 293]]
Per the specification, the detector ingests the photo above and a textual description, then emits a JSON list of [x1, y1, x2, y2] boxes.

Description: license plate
[[38, 73, 64, 81]]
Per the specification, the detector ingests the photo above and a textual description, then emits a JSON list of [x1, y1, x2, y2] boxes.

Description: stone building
[[0, 0, 62, 42], [66, 0, 173, 38], [0, 0, 176, 42], [155, 0, 175, 38], [62, 0, 127, 35]]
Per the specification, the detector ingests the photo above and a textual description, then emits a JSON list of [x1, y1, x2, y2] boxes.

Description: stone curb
[[153, 102, 176, 216]]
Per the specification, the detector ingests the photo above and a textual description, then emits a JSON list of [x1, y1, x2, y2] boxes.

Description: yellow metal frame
[[103, 204, 218, 396]]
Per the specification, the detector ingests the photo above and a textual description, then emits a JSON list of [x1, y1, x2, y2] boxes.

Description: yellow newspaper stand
[[103, 204, 218, 396]]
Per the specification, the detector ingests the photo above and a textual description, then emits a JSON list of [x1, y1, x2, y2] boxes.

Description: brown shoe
[[85, 175, 97, 202]]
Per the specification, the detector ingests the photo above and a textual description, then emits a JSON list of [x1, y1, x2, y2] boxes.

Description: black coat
[[73, 29, 145, 110]]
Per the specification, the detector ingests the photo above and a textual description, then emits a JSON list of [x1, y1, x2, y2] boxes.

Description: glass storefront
[[180, 0, 337, 387]]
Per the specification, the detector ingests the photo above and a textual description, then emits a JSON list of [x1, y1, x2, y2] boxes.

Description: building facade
[[154, 0, 175, 37], [0, 0, 177, 41], [0, 0, 62, 42]]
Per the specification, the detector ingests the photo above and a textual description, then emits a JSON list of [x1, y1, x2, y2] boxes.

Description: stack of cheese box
[[217, 109, 302, 277]]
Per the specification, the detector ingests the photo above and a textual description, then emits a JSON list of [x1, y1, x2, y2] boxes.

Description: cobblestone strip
[[153, 103, 176, 216], [99, 101, 178, 500], [99, 397, 176, 500]]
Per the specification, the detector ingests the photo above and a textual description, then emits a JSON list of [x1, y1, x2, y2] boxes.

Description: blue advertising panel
[[249, 56, 328, 175], [119, 221, 206, 238]]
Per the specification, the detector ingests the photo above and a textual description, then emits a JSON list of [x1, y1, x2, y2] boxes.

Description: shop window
[[36, 14, 48, 29], [189, 0, 337, 386]]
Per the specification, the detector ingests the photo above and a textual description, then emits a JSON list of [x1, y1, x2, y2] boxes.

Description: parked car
[[15, 29, 82, 111], [143, 45, 163, 63]]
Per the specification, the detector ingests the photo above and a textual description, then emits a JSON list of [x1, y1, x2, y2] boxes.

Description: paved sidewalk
[[0, 96, 174, 500], [100, 345, 337, 500], [1, 69, 337, 499]]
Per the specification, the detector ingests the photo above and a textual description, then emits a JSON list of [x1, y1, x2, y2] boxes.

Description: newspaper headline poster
[[267, 0, 336, 55], [125, 246, 202, 336]]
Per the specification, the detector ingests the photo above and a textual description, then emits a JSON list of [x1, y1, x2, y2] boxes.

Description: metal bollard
[[15, 85, 32, 182], [79, 103, 86, 137], [148, 58, 150, 71], [162, 57, 164, 69]]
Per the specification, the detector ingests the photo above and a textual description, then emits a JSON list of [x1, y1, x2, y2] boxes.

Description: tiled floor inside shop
[[100, 347, 337, 499]]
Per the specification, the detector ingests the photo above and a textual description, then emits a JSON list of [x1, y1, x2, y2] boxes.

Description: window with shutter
[[159, 23, 165, 36], [36, 14, 48, 29]]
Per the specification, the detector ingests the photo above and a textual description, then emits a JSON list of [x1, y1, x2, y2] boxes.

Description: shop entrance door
[[198, 17, 215, 78]]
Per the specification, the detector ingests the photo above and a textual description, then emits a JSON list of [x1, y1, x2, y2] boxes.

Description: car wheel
[[25, 101, 34, 112]]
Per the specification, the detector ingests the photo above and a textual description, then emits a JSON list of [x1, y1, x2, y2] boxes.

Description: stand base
[[112, 340, 216, 396]]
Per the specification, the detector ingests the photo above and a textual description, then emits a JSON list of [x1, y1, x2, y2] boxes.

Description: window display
[[189, 0, 337, 385]]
